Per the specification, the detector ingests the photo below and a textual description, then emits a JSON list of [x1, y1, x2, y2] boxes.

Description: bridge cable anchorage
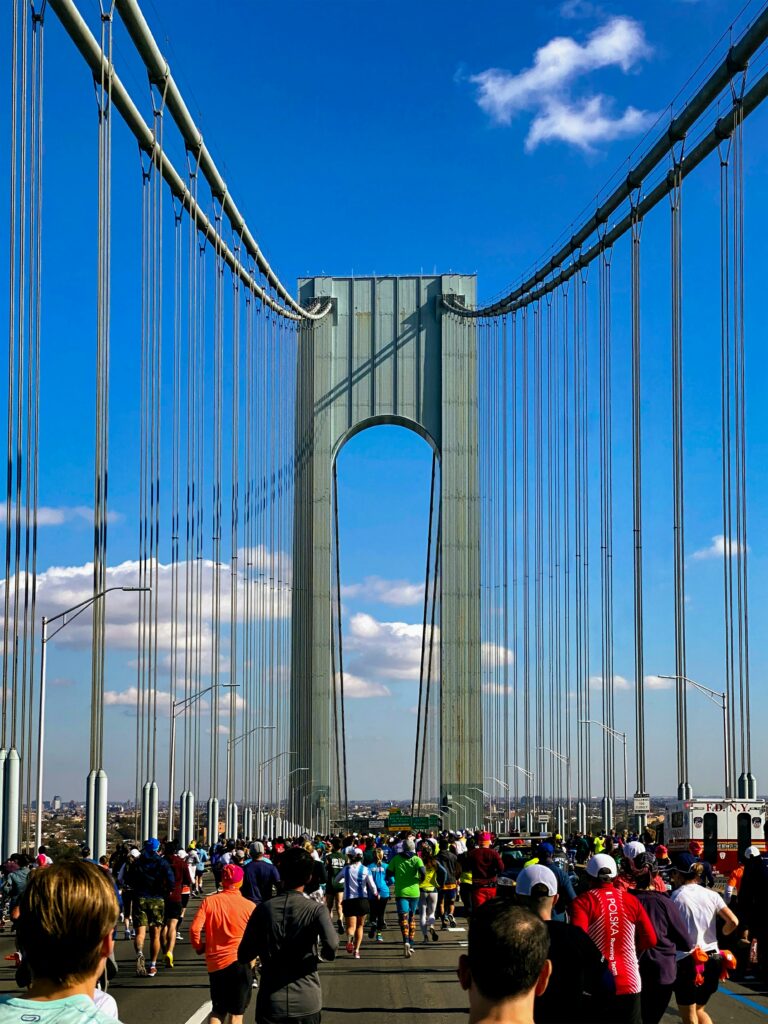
[[331, 462, 349, 830], [441, 6, 768, 320], [46, 0, 329, 323], [630, 193, 647, 803], [411, 451, 437, 817]]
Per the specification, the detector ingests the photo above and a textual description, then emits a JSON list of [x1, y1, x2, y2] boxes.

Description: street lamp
[[487, 776, 511, 829], [657, 674, 730, 798], [580, 721, 627, 830], [470, 788, 490, 826], [257, 751, 296, 835], [225, 725, 277, 834], [504, 763, 535, 830], [463, 793, 480, 828], [538, 746, 571, 834], [169, 682, 239, 841], [37, 585, 149, 852]]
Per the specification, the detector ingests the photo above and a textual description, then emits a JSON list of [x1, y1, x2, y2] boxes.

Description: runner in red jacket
[[571, 854, 657, 1024]]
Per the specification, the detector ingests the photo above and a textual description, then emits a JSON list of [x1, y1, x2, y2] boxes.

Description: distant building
[[52, 795, 61, 811]]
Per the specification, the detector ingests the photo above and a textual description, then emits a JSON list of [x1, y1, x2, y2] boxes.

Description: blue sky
[[2, 0, 768, 807]]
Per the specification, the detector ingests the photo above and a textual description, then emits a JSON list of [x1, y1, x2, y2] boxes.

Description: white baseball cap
[[587, 853, 618, 879], [623, 841, 646, 860], [515, 864, 558, 897], [744, 846, 761, 859]]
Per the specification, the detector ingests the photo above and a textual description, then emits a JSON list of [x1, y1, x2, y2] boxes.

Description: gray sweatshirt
[[238, 890, 337, 1020]]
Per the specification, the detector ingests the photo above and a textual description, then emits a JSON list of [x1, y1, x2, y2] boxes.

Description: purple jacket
[[634, 889, 691, 985]]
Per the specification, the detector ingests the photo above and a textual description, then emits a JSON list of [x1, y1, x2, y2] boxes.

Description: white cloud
[[560, 0, 603, 18], [335, 672, 391, 699], [644, 674, 673, 690], [5, 555, 291, 656], [692, 534, 746, 561], [345, 612, 427, 682], [342, 576, 424, 607], [11, 505, 122, 527], [104, 685, 245, 717], [589, 673, 631, 691], [470, 16, 655, 151], [481, 641, 514, 667], [525, 96, 653, 152]]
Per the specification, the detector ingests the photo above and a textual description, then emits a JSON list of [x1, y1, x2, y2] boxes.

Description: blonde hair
[[375, 847, 384, 864], [17, 860, 118, 986]]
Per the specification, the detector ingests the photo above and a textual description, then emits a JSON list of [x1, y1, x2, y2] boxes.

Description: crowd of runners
[[0, 825, 766, 1024]]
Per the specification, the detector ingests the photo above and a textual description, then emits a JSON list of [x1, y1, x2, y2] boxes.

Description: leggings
[[395, 896, 419, 942], [369, 895, 388, 930], [419, 891, 438, 935]]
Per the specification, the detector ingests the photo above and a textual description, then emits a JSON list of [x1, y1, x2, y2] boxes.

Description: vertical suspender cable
[[670, 151, 689, 797], [411, 452, 437, 816], [331, 462, 349, 828], [631, 199, 647, 802]]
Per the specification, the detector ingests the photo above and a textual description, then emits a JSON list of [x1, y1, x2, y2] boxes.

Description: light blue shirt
[[0, 995, 121, 1024]]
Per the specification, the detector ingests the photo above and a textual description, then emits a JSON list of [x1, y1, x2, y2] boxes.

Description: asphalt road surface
[[2, 902, 768, 1023]]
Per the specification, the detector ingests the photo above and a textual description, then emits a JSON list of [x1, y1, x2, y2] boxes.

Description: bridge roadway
[[1, 903, 768, 1023]]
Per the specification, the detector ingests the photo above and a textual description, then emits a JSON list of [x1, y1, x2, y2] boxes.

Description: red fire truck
[[660, 799, 765, 876]]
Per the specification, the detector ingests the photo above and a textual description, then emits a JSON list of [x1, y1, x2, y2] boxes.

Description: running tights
[[398, 912, 417, 943], [419, 892, 438, 935]]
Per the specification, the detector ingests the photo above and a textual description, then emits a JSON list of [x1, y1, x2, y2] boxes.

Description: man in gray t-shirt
[[238, 848, 337, 1024]]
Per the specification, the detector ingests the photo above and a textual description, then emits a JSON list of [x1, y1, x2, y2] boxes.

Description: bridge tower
[[289, 275, 481, 829]]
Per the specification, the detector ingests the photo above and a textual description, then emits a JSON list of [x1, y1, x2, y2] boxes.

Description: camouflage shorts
[[134, 896, 165, 929]]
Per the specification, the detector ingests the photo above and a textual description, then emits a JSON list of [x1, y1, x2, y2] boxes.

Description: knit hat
[[538, 842, 554, 857], [480, 832, 492, 845], [222, 864, 244, 889], [144, 837, 160, 854], [688, 840, 703, 855], [655, 844, 668, 858]]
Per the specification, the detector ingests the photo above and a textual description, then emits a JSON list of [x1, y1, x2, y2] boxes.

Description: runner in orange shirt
[[190, 864, 256, 1024]]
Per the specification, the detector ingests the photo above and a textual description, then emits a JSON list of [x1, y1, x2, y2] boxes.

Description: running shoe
[[431, 926, 439, 942], [376, 933, 383, 943], [176, 933, 184, 942], [354, 952, 361, 959], [368, 925, 377, 940], [135, 954, 147, 977], [148, 965, 157, 978], [346, 940, 355, 954], [164, 952, 174, 969], [448, 914, 456, 927], [124, 928, 131, 940], [404, 942, 411, 958]]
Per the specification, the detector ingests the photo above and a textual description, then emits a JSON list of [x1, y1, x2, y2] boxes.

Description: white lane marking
[[183, 1001, 212, 1024]]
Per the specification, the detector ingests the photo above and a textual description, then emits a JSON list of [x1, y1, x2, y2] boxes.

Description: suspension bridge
[[0, 0, 767, 870]]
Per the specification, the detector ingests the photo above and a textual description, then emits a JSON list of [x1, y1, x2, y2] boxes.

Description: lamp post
[[451, 797, 472, 829], [470, 787, 491, 827], [256, 751, 296, 836], [579, 721, 627, 831], [225, 724, 276, 837], [486, 776, 511, 830], [505, 764, 535, 832], [463, 793, 479, 822], [657, 674, 731, 798], [277, 767, 309, 824], [36, 585, 149, 853], [537, 746, 571, 835], [169, 682, 239, 842]]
